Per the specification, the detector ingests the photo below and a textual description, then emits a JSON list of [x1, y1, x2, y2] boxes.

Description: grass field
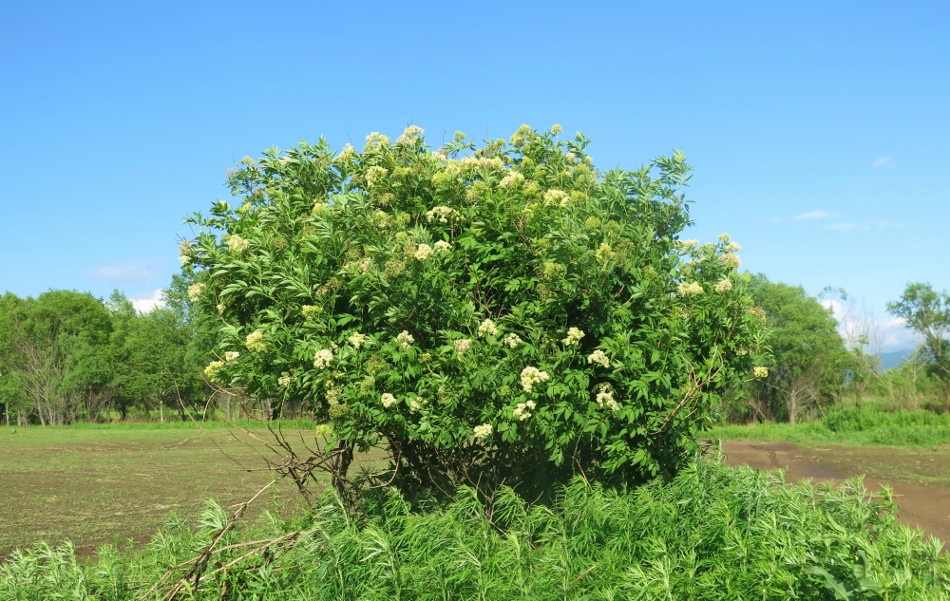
[[0, 422, 381, 559]]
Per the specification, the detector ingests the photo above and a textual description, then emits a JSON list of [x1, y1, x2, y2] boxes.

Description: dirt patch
[[720, 440, 950, 550]]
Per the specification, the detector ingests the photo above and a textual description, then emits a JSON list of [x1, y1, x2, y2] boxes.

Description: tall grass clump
[[2, 458, 947, 600]]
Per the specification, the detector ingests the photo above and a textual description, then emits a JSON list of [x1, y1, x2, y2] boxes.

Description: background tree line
[[0, 277, 212, 425], [1, 274, 946, 427]]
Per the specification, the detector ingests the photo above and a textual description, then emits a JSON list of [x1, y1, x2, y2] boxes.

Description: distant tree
[[888, 282, 950, 409], [746, 277, 848, 423], [108, 291, 205, 421], [3, 290, 113, 425]]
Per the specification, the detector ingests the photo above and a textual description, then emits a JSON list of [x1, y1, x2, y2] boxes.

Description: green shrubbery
[[183, 125, 765, 501], [2, 457, 947, 600]]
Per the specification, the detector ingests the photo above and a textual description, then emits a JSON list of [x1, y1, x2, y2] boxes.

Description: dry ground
[[720, 439, 950, 549]]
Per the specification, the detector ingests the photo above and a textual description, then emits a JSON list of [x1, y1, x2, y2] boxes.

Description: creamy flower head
[[365, 165, 389, 188], [715, 279, 733, 293], [348, 332, 367, 348], [313, 348, 334, 369], [513, 399, 536, 421], [551, 124, 563, 135], [336, 143, 357, 162], [396, 330, 414, 351], [563, 327, 585, 346], [409, 396, 427, 413], [203, 360, 225, 381], [718, 233, 731, 243], [504, 333, 522, 348], [478, 318, 498, 338], [414, 244, 433, 262], [677, 239, 699, 250], [473, 423, 493, 441], [722, 252, 742, 269], [596, 390, 620, 412], [677, 282, 705, 296], [224, 351, 240, 362], [187, 283, 206, 302], [245, 330, 266, 352], [226, 234, 249, 253], [753, 366, 769, 379], [726, 241, 742, 252], [426, 206, 457, 223], [434, 240, 452, 253], [543, 189, 569, 207], [179, 254, 191, 265], [396, 125, 424, 145], [454, 338, 473, 358], [587, 350, 610, 368], [520, 366, 550, 393], [381, 393, 397, 408], [364, 132, 391, 150], [499, 171, 525, 190], [278, 372, 293, 388]]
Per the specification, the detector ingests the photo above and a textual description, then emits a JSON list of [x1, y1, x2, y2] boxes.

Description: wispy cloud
[[129, 289, 165, 313], [87, 259, 158, 286], [872, 156, 892, 168], [794, 210, 840, 221]]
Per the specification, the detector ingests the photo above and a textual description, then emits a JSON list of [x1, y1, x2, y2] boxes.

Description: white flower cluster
[[754, 366, 769, 379], [224, 351, 241, 362], [513, 399, 536, 421], [677, 282, 704, 296], [381, 393, 397, 408], [364, 132, 391, 150], [499, 171, 525, 189], [313, 348, 334, 369], [563, 327, 585, 346], [677, 239, 699, 250], [278, 372, 294, 388], [721, 252, 742, 269], [454, 338, 472, 359], [726, 241, 741, 252], [348, 332, 367, 348], [504, 333, 522, 348], [596, 390, 620, 412], [434, 240, 452, 253], [396, 125, 424, 145], [409, 396, 427, 413], [543, 189, 569, 207], [715, 279, 733, 293], [365, 165, 389, 188], [414, 244, 433, 262], [396, 330, 414, 351], [586, 350, 610, 368], [520, 366, 550, 393], [336, 143, 357, 163], [459, 156, 503, 171], [226, 234, 249, 253], [426, 206, 457, 223], [472, 423, 493, 441], [245, 330, 266, 352], [187, 283, 206, 302], [478, 318, 498, 338], [203, 360, 225, 381]]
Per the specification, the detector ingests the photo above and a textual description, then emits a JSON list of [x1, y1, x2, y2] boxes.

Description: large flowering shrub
[[184, 125, 763, 500]]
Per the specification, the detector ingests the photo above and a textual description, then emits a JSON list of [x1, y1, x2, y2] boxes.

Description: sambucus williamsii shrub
[[183, 124, 765, 501]]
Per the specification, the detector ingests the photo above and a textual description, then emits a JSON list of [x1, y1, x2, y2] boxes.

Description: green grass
[[708, 407, 950, 448], [2, 457, 948, 600]]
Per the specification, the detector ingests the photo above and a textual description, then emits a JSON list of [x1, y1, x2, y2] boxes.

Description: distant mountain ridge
[[877, 349, 913, 372]]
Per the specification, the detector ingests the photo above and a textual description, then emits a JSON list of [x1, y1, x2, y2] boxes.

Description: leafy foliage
[[742, 277, 849, 424], [888, 282, 950, 408], [2, 458, 947, 600], [184, 125, 764, 500]]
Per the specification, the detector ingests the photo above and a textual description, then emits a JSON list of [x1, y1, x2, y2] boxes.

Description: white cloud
[[794, 210, 840, 221], [129, 289, 165, 313], [87, 259, 158, 286], [880, 317, 923, 352], [824, 222, 865, 232], [821, 299, 922, 353], [872, 156, 892, 168]]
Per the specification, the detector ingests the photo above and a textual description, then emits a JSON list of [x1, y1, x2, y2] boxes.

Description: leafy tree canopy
[[183, 124, 765, 501]]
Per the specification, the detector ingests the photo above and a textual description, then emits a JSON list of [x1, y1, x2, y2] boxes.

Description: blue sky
[[2, 0, 947, 351]]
